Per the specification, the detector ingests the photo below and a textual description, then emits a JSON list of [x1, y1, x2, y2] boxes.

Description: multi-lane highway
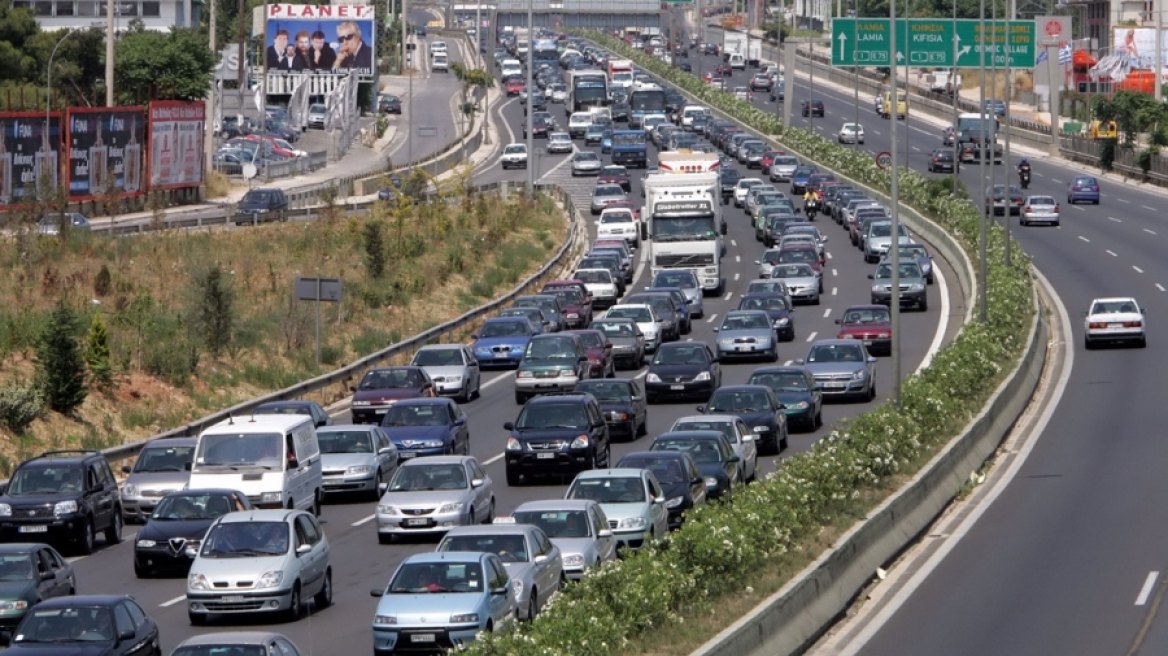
[[45, 36, 976, 653], [672, 20, 1168, 656]]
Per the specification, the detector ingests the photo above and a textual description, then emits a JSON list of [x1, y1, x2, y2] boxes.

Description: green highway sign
[[832, 19, 1035, 69]]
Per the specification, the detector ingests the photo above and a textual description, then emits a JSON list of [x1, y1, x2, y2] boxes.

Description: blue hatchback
[[471, 317, 536, 368], [1067, 175, 1100, 204]]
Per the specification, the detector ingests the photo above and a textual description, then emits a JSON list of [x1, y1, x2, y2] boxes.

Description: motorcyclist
[[1018, 157, 1032, 187], [803, 190, 816, 205]]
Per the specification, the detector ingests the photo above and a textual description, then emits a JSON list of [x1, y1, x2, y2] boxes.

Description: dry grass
[[204, 170, 236, 199], [0, 188, 566, 472]]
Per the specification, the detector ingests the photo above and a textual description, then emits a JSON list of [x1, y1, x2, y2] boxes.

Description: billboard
[[265, 5, 376, 80], [65, 107, 146, 201], [149, 101, 205, 190], [0, 113, 63, 209], [1113, 28, 1168, 70]]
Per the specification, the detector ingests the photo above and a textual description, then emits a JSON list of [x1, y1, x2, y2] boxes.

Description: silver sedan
[[437, 524, 563, 621], [1021, 195, 1060, 226], [591, 184, 628, 215], [509, 499, 617, 580], [571, 151, 603, 176], [770, 263, 820, 305]]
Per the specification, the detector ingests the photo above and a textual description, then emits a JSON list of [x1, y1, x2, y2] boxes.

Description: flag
[[1036, 49, 1048, 64], [253, 81, 264, 113], [1059, 44, 1072, 65]]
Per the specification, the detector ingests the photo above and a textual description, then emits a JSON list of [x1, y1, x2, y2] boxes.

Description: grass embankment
[[0, 181, 565, 471]]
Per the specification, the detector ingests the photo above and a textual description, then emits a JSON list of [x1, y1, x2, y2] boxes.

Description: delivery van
[[188, 414, 324, 515], [878, 91, 907, 119]]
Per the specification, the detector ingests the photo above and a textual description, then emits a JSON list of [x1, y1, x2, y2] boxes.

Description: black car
[[133, 489, 254, 578], [927, 148, 958, 173], [679, 62, 692, 72], [719, 168, 741, 205], [573, 379, 648, 441], [738, 293, 796, 341], [616, 451, 705, 529], [801, 100, 825, 117], [235, 188, 288, 225], [378, 174, 404, 204], [0, 450, 123, 555], [378, 94, 402, 114], [5, 595, 160, 656], [503, 393, 612, 485], [645, 342, 721, 404], [649, 431, 741, 499], [747, 366, 823, 431], [252, 400, 333, 428], [0, 544, 75, 641], [610, 102, 631, 122], [699, 385, 789, 453]]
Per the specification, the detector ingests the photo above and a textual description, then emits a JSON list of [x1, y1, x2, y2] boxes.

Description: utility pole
[[978, 0, 987, 323], [525, 0, 534, 192], [890, 0, 901, 405], [105, 0, 115, 106], [206, 0, 217, 177], [238, 0, 245, 129], [1158, 3, 1163, 102]]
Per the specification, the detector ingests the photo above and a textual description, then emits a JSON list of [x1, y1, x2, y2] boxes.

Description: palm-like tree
[[450, 62, 497, 155]]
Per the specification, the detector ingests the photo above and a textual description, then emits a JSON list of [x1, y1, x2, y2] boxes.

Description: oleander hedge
[[456, 34, 1035, 655]]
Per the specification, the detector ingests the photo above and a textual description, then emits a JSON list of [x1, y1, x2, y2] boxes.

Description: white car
[[549, 84, 568, 103], [432, 54, 449, 72], [733, 87, 751, 101], [1083, 297, 1146, 349], [734, 178, 764, 207], [596, 207, 640, 249], [838, 122, 865, 144], [547, 132, 573, 154], [568, 112, 593, 139], [430, 41, 447, 57], [574, 268, 619, 308], [501, 143, 528, 169], [1021, 195, 1060, 226], [603, 304, 662, 352]]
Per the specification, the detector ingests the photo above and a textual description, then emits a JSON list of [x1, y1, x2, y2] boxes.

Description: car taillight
[[1124, 321, 1143, 328], [1054, 205, 1060, 212], [1088, 322, 1107, 329], [1024, 206, 1031, 213]]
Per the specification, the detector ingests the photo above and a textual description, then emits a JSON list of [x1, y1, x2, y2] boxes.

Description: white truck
[[643, 171, 725, 295], [722, 30, 748, 62], [747, 38, 763, 67]]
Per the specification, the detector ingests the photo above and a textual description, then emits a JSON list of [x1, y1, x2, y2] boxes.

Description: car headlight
[[188, 573, 210, 591], [774, 317, 790, 326], [757, 338, 772, 346], [474, 346, 491, 353], [347, 465, 373, 475], [665, 496, 684, 508], [352, 400, 372, 407], [704, 477, 718, 488], [787, 401, 809, 410], [136, 539, 157, 548], [377, 505, 400, 515], [54, 500, 78, 515], [451, 613, 480, 623], [618, 516, 647, 529], [563, 554, 585, 568], [694, 371, 712, 381], [570, 435, 590, 449], [0, 504, 10, 517], [506, 437, 523, 452], [719, 339, 734, 347], [704, 267, 718, 274], [511, 579, 524, 598], [374, 615, 398, 625], [517, 370, 534, 379], [853, 369, 868, 379], [646, 373, 661, 383], [872, 285, 883, 293], [261, 492, 282, 504], [562, 368, 578, 379], [438, 502, 465, 514], [908, 283, 924, 292], [122, 483, 138, 497], [256, 570, 283, 589], [0, 600, 28, 611], [878, 332, 890, 338]]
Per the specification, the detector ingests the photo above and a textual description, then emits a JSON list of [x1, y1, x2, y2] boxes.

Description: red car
[[777, 245, 823, 273], [835, 304, 893, 356], [760, 150, 783, 173], [541, 282, 593, 329], [349, 366, 435, 424], [597, 165, 631, 192], [506, 79, 525, 96], [564, 329, 615, 378], [241, 134, 296, 158], [715, 63, 733, 77]]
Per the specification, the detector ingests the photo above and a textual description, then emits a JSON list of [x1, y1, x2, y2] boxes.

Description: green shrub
[[35, 302, 88, 415], [0, 383, 43, 434], [351, 326, 391, 356]]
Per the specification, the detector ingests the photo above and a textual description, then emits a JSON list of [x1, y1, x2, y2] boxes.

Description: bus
[[533, 39, 559, 68], [568, 70, 608, 113], [629, 85, 667, 128]]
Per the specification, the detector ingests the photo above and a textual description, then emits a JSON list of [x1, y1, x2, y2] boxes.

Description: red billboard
[[149, 100, 205, 190]]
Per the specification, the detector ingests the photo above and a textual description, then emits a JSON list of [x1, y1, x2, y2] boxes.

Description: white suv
[[430, 41, 447, 57], [501, 143, 528, 170], [596, 207, 640, 249]]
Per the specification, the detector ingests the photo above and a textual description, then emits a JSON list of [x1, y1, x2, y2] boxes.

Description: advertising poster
[[264, 4, 377, 80], [149, 101, 206, 189], [1113, 27, 1168, 70], [65, 107, 146, 201], [0, 113, 62, 209]]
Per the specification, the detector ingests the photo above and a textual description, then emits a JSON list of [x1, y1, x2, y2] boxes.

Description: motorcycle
[[1018, 164, 1032, 189], [804, 198, 819, 220]]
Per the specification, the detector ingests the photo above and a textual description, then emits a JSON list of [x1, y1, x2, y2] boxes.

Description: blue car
[[371, 551, 517, 655], [380, 397, 470, 458], [601, 129, 614, 154], [747, 365, 823, 431], [1067, 175, 1100, 204], [471, 317, 536, 368], [790, 165, 819, 194]]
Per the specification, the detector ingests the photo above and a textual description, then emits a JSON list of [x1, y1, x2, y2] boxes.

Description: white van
[[729, 53, 746, 70], [430, 41, 448, 58], [501, 59, 523, 79], [680, 105, 711, 129], [188, 414, 324, 515], [568, 112, 594, 138], [432, 53, 449, 72], [589, 106, 613, 124]]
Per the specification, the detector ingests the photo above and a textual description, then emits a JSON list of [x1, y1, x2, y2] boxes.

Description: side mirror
[[604, 343, 613, 350], [1142, 309, 1147, 315], [794, 358, 805, 365], [867, 274, 874, 279], [653, 496, 666, 504], [776, 403, 786, 410], [118, 630, 135, 643], [742, 434, 755, 442], [814, 385, 824, 391], [598, 529, 614, 538], [454, 417, 467, 426], [471, 478, 485, 488], [728, 455, 741, 463], [754, 260, 761, 265], [868, 357, 878, 363], [296, 543, 312, 555], [491, 586, 510, 596], [696, 405, 706, 413], [834, 319, 841, 324], [288, 458, 300, 470], [691, 476, 704, 486], [350, 385, 358, 392], [184, 461, 193, 471], [822, 236, 829, 243], [534, 554, 549, 564], [370, 588, 385, 597], [710, 355, 719, 363], [121, 465, 131, 474], [1080, 312, 1087, 317], [378, 447, 393, 455], [504, 421, 515, 431], [712, 327, 720, 332], [470, 334, 478, 339], [40, 570, 55, 581]]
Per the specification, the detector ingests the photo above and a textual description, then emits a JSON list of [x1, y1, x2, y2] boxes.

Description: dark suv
[[503, 393, 612, 485], [235, 188, 289, 225], [0, 450, 123, 554]]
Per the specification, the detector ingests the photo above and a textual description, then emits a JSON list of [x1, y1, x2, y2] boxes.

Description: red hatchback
[[760, 150, 783, 173], [506, 79, 525, 96], [835, 304, 892, 356], [564, 329, 616, 378], [541, 282, 593, 329], [777, 245, 823, 273]]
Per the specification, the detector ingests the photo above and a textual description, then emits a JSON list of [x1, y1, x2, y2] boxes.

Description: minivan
[[432, 53, 449, 72], [728, 52, 746, 69], [188, 415, 324, 515], [501, 59, 523, 79]]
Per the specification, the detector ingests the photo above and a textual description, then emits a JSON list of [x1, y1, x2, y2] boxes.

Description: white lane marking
[[1106, 250, 1118, 257], [911, 146, 920, 152], [826, 251, 833, 260], [1109, 217, 1121, 223], [706, 313, 718, 323], [823, 308, 832, 318], [1119, 198, 1132, 203], [915, 266, 950, 373], [1051, 178, 1063, 184], [1137, 572, 1160, 606], [634, 369, 648, 380], [723, 291, 733, 301], [734, 272, 741, 281], [351, 514, 377, 527], [1134, 266, 1144, 273], [1079, 236, 1090, 242], [805, 331, 817, 342], [482, 452, 504, 465], [160, 595, 187, 608], [1146, 229, 1157, 235], [873, 130, 881, 136], [735, 255, 741, 263], [1161, 284, 1167, 292], [731, 239, 738, 247], [1072, 206, 1086, 212], [1144, 205, 1157, 211], [832, 268, 838, 277], [831, 287, 838, 296]]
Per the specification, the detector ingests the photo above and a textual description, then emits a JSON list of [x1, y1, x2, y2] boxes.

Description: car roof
[[1091, 296, 1138, 303], [36, 595, 134, 608], [177, 632, 292, 647], [573, 468, 647, 479], [0, 543, 57, 553], [810, 338, 862, 347], [619, 450, 688, 462], [723, 309, 770, 317], [713, 384, 773, 394], [402, 551, 490, 565], [216, 509, 306, 524], [20, 450, 104, 467], [525, 393, 592, 406], [141, 437, 198, 450], [399, 455, 475, 467], [750, 365, 811, 375], [417, 343, 463, 352], [375, 397, 453, 408], [673, 414, 739, 424], [513, 499, 596, 512], [442, 524, 535, 537], [655, 430, 726, 441]]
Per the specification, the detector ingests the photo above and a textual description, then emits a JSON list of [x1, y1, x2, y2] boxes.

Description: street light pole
[[890, 0, 901, 405], [47, 28, 78, 140], [978, 0, 987, 323], [1005, 0, 1014, 267], [525, 0, 534, 193], [951, 0, 958, 194], [105, 0, 115, 106], [1157, 4, 1163, 101]]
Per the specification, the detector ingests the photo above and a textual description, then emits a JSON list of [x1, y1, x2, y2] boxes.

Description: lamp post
[[978, 0, 987, 323], [889, 0, 901, 405], [525, 0, 534, 193], [47, 28, 79, 135]]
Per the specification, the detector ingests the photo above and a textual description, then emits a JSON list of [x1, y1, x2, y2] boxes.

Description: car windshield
[[413, 349, 463, 366], [869, 223, 908, 238], [575, 332, 604, 349], [606, 307, 650, 322], [601, 211, 634, 224], [524, 338, 576, 360], [653, 439, 723, 463], [505, 145, 526, 154], [310, 104, 326, 113], [172, 647, 266, 656], [241, 191, 271, 204], [720, 314, 771, 331], [384, 403, 450, 427], [517, 402, 588, 429], [201, 521, 289, 557], [575, 153, 600, 162], [779, 249, 816, 263], [1091, 300, 1138, 314], [674, 420, 736, 442], [0, 553, 35, 581], [1028, 196, 1056, 205], [575, 270, 612, 284], [480, 320, 529, 338], [14, 607, 115, 643], [575, 382, 632, 403], [388, 562, 484, 594], [360, 369, 421, 390], [623, 457, 687, 484], [741, 296, 790, 311], [152, 493, 238, 521], [749, 281, 788, 294], [195, 433, 283, 469], [774, 156, 798, 165], [134, 445, 193, 472], [513, 510, 591, 538], [567, 477, 645, 503], [652, 345, 708, 365], [806, 344, 866, 363], [440, 534, 529, 563], [7, 466, 85, 496], [252, 404, 312, 418], [388, 464, 468, 492], [594, 186, 623, 198], [762, 251, 781, 264], [653, 271, 697, 289], [750, 371, 811, 392], [843, 308, 891, 324], [875, 263, 922, 279], [600, 166, 627, 176], [318, 430, 376, 455], [501, 308, 543, 323], [708, 389, 770, 413]]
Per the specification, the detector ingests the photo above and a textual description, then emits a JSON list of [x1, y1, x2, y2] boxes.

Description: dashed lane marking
[[805, 331, 817, 342], [1145, 229, 1157, 235], [831, 287, 838, 296], [160, 595, 186, 608], [351, 514, 377, 527], [1107, 250, 1118, 257], [823, 308, 832, 318], [1079, 236, 1090, 242]]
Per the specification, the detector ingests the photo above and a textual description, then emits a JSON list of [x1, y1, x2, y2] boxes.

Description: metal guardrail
[[90, 180, 581, 465]]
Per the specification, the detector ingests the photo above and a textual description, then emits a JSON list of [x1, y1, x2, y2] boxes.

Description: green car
[[514, 333, 591, 404], [0, 544, 76, 639]]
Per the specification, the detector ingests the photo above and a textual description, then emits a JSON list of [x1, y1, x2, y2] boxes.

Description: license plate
[[400, 452, 416, 459], [221, 596, 245, 603], [537, 452, 556, 459], [824, 382, 846, 389], [18, 525, 47, 533], [1109, 323, 1123, 328], [736, 346, 753, 352], [406, 518, 430, 526], [494, 352, 508, 358], [375, 409, 387, 414], [863, 340, 872, 345], [670, 384, 685, 390], [411, 634, 436, 644]]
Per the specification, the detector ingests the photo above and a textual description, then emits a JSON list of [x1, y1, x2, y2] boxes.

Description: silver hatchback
[[572, 151, 603, 176], [591, 184, 629, 215], [438, 523, 564, 620], [121, 437, 196, 523], [376, 456, 495, 543]]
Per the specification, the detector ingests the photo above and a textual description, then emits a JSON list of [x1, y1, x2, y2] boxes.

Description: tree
[[450, 62, 496, 146], [363, 220, 386, 279], [85, 312, 112, 389], [113, 24, 216, 102], [35, 301, 87, 415], [193, 265, 234, 358]]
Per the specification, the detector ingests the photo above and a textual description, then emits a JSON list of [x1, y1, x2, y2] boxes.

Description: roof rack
[[36, 449, 101, 459]]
